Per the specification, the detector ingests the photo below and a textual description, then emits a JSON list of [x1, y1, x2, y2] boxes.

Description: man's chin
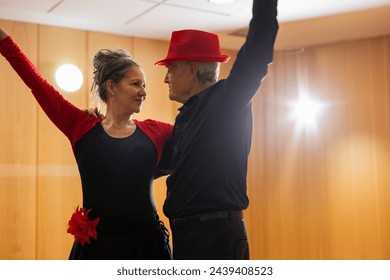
[[169, 94, 176, 101]]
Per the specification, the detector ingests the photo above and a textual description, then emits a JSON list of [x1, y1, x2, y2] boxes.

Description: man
[[155, 0, 279, 259]]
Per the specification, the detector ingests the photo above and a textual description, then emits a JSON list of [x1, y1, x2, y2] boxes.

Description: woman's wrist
[[0, 28, 9, 40]]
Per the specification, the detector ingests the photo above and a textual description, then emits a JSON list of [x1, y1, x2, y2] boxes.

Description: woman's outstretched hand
[[0, 27, 8, 40]]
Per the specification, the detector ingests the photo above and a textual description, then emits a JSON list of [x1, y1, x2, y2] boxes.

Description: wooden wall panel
[[246, 35, 390, 259], [0, 20, 38, 259], [36, 25, 86, 259]]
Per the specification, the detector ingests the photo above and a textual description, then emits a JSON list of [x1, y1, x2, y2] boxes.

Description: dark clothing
[[163, 0, 279, 259], [170, 211, 249, 260], [69, 123, 172, 260], [0, 36, 173, 260], [164, 0, 278, 218], [70, 216, 171, 260], [75, 124, 159, 220]]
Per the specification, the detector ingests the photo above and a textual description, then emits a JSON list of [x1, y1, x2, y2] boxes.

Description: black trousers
[[170, 211, 249, 260]]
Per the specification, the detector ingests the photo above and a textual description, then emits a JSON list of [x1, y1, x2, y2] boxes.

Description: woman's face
[[110, 66, 147, 114]]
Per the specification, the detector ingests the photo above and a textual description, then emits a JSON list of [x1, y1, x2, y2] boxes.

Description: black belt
[[170, 210, 243, 229]]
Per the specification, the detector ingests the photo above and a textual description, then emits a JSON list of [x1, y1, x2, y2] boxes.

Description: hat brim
[[155, 55, 230, 66]]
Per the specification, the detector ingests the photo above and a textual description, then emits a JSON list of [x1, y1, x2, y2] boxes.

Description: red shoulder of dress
[[134, 119, 173, 163]]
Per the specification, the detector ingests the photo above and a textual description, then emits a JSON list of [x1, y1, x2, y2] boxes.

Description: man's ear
[[187, 62, 199, 80]]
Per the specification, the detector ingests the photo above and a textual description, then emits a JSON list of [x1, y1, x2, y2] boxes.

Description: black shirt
[[163, 0, 279, 218]]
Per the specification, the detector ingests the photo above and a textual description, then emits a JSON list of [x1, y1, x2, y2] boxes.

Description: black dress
[[69, 124, 172, 260]]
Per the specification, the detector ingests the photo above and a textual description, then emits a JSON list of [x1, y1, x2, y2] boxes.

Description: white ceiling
[[0, 0, 389, 42]]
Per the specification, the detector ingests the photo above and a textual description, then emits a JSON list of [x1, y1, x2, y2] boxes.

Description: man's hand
[[84, 107, 105, 119]]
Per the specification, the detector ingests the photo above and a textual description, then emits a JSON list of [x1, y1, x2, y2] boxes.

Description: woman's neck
[[101, 108, 136, 138]]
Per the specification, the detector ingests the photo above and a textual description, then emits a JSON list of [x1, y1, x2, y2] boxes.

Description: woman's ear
[[105, 80, 115, 96]]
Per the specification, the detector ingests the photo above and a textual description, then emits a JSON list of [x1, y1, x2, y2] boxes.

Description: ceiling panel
[[0, 0, 59, 11], [205, 6, 251, 33], [165, 0, 251, 15], [50, 0, 157, 23], [124, 3, 227, 39]]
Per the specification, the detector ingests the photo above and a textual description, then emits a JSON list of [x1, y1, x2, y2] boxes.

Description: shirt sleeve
[[0, 36, 99, 147], [154, 137, 173, 178], [222, 0, 279, 109]]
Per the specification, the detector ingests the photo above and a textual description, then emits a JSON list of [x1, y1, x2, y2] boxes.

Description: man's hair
[[177, 61, 220, 84], [196, 61, 220, 84]]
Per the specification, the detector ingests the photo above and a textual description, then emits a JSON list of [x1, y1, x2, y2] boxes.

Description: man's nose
[[164, 73, 169, 83]]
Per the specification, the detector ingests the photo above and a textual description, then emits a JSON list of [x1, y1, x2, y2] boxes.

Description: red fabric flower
[[67, 206, 100, 245]]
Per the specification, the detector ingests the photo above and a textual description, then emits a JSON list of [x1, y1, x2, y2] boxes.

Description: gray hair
[[91, 49, 139, 103], [177, 61, 220, 84], [196, 61, 220, 84]]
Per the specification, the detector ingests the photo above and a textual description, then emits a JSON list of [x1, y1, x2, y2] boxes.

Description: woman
[[0, 27, 173, 260]]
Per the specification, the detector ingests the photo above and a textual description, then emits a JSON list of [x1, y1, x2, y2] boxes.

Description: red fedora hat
[[155, 29, 230, 66]]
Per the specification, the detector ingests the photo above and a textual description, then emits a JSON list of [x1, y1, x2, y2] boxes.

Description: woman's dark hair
[[91, 49, 139, 102]]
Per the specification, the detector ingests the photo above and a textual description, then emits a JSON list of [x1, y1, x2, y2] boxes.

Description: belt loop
[[228, 210, 232, 220]]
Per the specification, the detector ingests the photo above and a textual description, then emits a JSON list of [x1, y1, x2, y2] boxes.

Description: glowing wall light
[[55, 64, 83, 93]]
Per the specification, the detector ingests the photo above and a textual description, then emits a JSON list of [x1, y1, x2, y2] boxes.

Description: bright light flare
[[289, 95, 324, 128]]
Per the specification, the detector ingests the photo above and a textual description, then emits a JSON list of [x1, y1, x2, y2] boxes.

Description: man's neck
[[182, 81, 215, 103]]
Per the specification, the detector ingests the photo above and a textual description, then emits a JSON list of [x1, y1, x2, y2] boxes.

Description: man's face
[[164, 61, 191, 104]]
